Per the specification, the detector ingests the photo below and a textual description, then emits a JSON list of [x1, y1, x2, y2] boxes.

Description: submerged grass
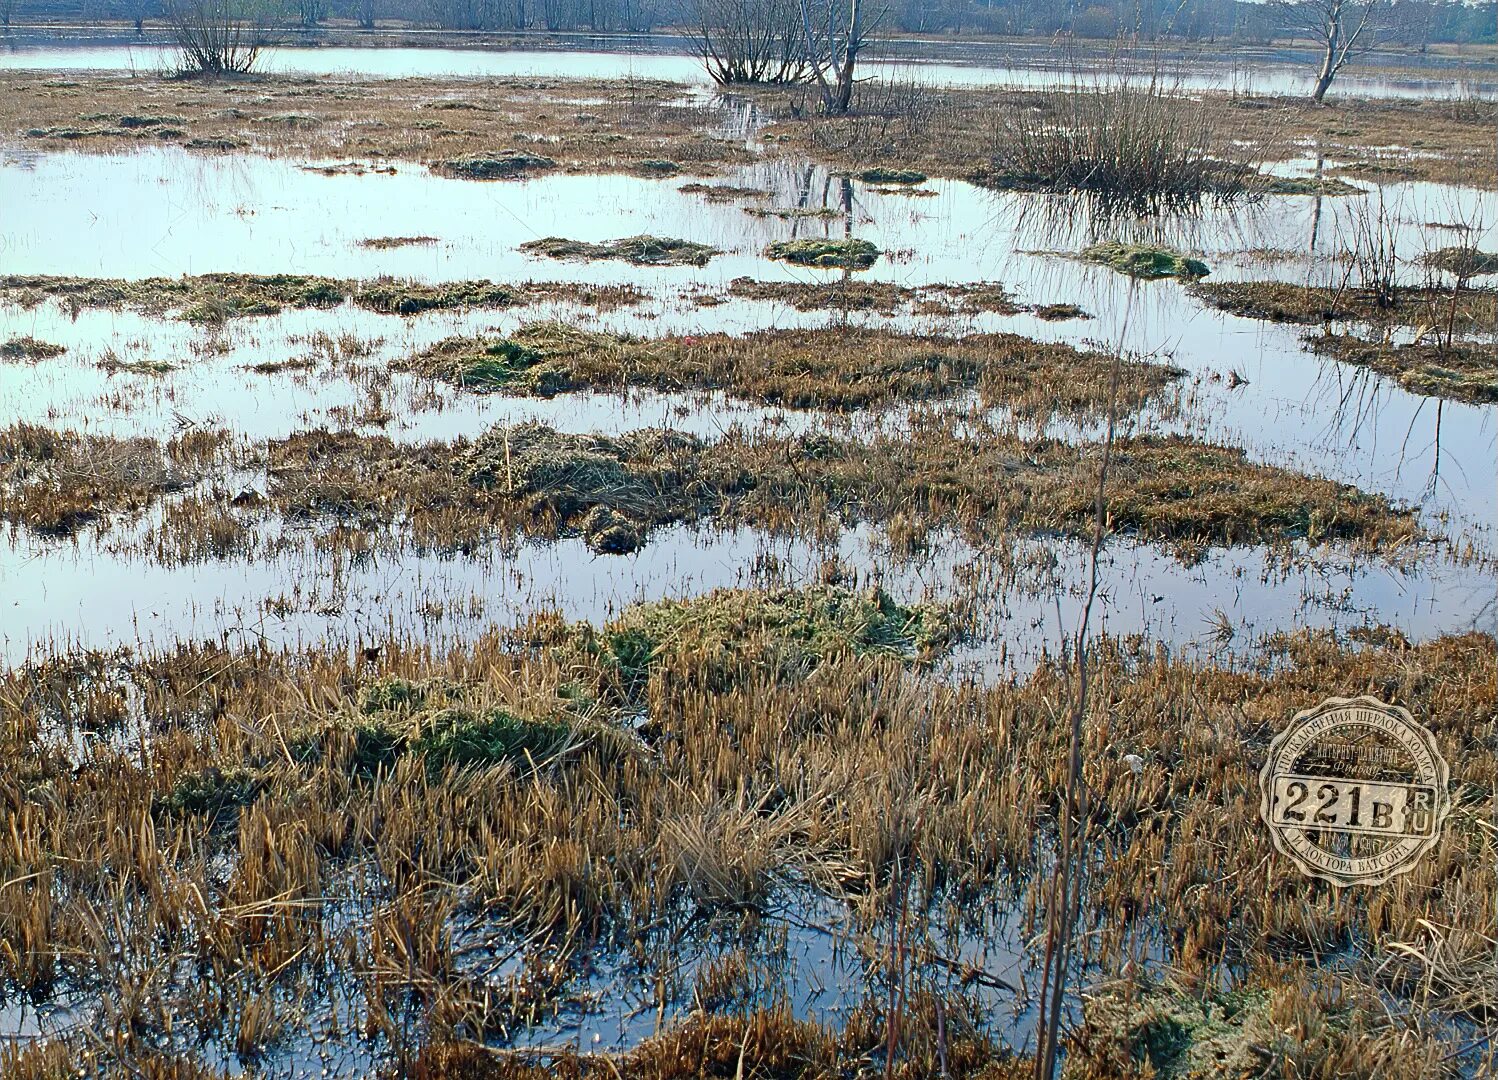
[[0, 424, 224, 536]]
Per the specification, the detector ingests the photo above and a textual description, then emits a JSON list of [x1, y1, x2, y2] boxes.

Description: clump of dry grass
[[1191, 279, 1498, 403], [434, 151, 558, 179], [0, 336, 66, 361], [1189, 279, 1498, 331], [765, 237, 880, 269], [678, 181, 772, 201], [358, 235, 439, 250], [721, 277, 1035, 316], [1425, 246, 1498, 278], [1309, 335, 1498, 404], [0, 424, 227, 536]]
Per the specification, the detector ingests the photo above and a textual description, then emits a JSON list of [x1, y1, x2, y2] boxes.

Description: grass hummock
[[399, 323, 1175, 413], [0, 336, 66, 361], [434, 150, 557, 179], [1309, 336, 1498, 404], [1082, 242, 1210, 279], [357, 235, 439, 250], [519, 235, 720, 267], [764, 238, 880, 269], [857, 167, 927, 185], [1424, 246, 1498, 278]]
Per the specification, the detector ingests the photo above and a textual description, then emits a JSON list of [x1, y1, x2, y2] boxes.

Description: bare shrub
[[686, 0, 808, 84], [989, 68, 1261, 212], [164, 0, 267, 76]]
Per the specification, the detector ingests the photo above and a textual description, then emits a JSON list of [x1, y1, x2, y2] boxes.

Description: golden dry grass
[[0, 73, 750, 175], [3, 72, 1489, 191], [398, 324, 1164, 413], [0, 414, 1419, 554], [0, 610, 1489, 1074]]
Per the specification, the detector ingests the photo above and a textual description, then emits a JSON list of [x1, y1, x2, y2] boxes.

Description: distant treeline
[[5, 0, 1495, 45]]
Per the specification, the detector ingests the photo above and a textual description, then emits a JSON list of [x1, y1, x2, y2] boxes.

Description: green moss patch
[[1081, 242, 1210, 280]]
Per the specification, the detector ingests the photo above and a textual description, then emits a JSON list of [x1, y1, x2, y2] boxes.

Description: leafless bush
[[163, 0, 267, 76], [990, 69, 1260, 212], [1342, 190, 1401, 309], [686, 0, 808, 85]]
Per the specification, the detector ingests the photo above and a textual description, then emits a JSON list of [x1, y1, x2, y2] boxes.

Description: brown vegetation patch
[[753, 83, 1497, 190], [254, 418, 1413, 558], [357, 235, 439, 249], [398, 323, 1175, 414], [0, 613, 1486, 1073], [0, 73, 752, 175], [0, 273, 647, 320], [0, 412, 1414, 555], [519, 235, 720, 266], [0, 335, 66, 361], [1190, 279, 1498, 333], [722, 277, 1035, 316], [1309, 335, 1498, 404], [0, 424, 225, 536]]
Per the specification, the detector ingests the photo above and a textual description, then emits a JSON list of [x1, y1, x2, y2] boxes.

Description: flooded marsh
[[0, 42, 1495, 1079]]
